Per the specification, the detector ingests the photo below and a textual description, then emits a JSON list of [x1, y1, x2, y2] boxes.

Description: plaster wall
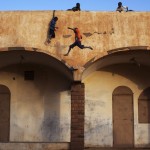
[[0, 143, 69, 150], [0, 11, 150, 67], [83, 64, 150, 147], [0, 10, 150, 149], [0, 64, 71, 142]]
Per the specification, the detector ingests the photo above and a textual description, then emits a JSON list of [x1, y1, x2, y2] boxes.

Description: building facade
[[0, 11, 150, 150]]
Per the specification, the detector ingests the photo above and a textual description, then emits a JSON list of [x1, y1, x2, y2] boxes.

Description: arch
[[0, 48, 73, 142], [82, 46, 150, 80], [0, 84, 10, 142], [0, 47, 73, 81], [138, 87, 150, 123], [113, 86, 133, 95], [0, 47, 64, 63], [0, 85, 11, 94], [139, 87, 150, 100]]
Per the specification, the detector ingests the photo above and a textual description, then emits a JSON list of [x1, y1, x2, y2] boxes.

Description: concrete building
[[0, 10, 150, 150]]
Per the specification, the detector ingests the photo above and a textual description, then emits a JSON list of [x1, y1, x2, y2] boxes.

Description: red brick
[[71, 82, 85, 150], [70, 142, 84, 150]]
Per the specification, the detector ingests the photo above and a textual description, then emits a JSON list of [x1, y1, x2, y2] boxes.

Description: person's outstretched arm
[[68, 27, 74, 31], [53, 10, 55, 18]]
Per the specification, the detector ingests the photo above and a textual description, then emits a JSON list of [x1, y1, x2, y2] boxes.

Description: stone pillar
[[70, 81, 85, 150]]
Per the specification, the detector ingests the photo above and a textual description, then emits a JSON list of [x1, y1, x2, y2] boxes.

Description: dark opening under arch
[[0, 85, 10, 142], [138, 87, 150, 123]]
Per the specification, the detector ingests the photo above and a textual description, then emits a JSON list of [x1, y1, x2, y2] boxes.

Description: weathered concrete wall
[[1, 10, 150, 149], [0, 11, 150, 68], [0, 63, 71, 142], [83, 64, 150, 147], [0, 143, 69, 150]]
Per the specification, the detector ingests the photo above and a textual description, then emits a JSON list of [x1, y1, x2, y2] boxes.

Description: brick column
[[71, 81, 85, 150]]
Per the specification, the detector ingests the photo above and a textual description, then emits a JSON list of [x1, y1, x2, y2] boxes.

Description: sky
[[0, 0, 150, 12]]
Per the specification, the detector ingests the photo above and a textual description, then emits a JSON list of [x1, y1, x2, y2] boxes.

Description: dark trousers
[[48, 29, 55, 38], [70, 40, 84, 49]]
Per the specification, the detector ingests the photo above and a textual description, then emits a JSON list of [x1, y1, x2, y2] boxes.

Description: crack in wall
[[63, 35, 72, 38], [83, 28, 115, 37]]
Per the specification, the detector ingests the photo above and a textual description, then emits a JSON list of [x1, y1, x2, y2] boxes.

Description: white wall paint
[[1, 62, 150, 146], [0, 64, 71, 142], [83, 64, 150, 147]]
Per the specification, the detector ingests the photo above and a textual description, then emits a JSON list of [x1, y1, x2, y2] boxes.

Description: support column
[[71, 81, 85, 150]]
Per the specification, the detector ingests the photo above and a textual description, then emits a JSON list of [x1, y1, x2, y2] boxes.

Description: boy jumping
[[64, 27, 93, 56]]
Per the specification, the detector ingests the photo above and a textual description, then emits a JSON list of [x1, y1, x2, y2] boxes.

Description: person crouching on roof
[[67, 3, 81, 11], [116, 2, 128, 12]]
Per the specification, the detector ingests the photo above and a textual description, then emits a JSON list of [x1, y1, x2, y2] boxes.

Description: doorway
[[0, 85, 10, 142], [113, 86, 134, 147]]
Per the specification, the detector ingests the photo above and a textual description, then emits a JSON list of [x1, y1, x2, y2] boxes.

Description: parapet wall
[[0, 11, 150, 68]]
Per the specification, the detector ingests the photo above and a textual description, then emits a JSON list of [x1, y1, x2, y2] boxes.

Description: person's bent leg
[[44, 36, 51, 45], [48, 30, 55, 42], [64, 41, 77, 56], [64, 46, 72, 56], [45, 35, 52, 44], [77, 41, 93, 50], [83, 46, 93, 50]]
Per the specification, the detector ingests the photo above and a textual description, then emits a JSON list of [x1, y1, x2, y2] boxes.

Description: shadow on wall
[[100, 63, 150, 90], [0, 63, 72, 142], [40, 66, 71, 142], [138, 87, 150, 146]]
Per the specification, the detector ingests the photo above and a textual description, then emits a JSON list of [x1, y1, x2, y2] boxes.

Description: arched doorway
[[0, 49, 73, 143], [113, 86, 134, 148], [0, 85, 10, 142], [138, 87, 150, 123]]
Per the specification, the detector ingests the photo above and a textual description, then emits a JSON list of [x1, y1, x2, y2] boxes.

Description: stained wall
[[83, 64, 150, 147], [0, 11, 150, 67], [0, 63, 71, 142], [0, 10, 150, 149]]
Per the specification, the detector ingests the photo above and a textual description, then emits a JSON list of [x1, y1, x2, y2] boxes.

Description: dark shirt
[[72, 6, 81, 11], [50, 18, 56, 30]]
